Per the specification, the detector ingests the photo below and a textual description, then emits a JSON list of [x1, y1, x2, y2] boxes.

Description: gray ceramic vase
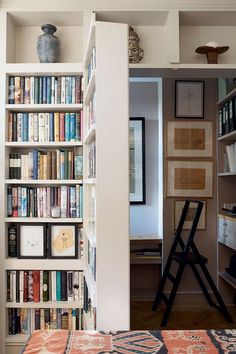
[[37, 24, 60, 63]]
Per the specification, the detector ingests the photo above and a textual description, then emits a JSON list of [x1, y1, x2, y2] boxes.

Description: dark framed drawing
[[175, 80, 204, 118], [129, 117, 146, 204], [17, 224, 47, 259], [48, 224, 78, 259]]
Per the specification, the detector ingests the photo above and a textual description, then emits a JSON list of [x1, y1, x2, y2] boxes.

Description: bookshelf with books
[[0, 10, 86, 353], [217, 89, 236, 304], [82, 16, 129, 330]]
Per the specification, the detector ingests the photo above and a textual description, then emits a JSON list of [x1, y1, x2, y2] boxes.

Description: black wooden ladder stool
[[152, 200, 233, 327]]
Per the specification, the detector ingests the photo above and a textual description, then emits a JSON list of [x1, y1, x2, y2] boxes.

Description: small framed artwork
[[129, 117, 146, 204], [17, 224, 46, 259], [175, 80, 204, 118], [174, 200, 206, 230], [48, 224, 78, 259], [167, 121, 213, 157], [167, 160, 213, 197]]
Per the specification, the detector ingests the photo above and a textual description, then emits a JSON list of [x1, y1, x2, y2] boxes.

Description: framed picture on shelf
[[174, 200, 206, 230], [17, 224, 47, 259], [129, 117, 146, 204], [175, 80, 204, 118], [48, 224, 78, 259], [166, 160, 213, 197], [167, 121, 213, 157]]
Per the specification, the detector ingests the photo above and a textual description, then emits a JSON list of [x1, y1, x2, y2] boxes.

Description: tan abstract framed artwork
[[167, 121, 213, 157], [167, 160, 213, 197], [174, 200, 206, 230]]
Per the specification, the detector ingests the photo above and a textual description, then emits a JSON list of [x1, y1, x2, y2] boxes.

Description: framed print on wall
[[175, 80, 204, 118], [167, 121, 213, 157], [174, 200, 206, 230], [167, 160, 213, 197], [129, 117, 146, 204], [48, 224, 78, 259], [17, 224, 46, 259]]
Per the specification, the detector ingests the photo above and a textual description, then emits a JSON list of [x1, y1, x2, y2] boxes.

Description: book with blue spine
[[79, 185, 83, 218], [76, 185, 80, 218], [21, 187, 27, 217], [22, 113, 29, 142], [70, 113, 76, 141], [17, 187, 22, 217], [47, 76, 51, 104], [33, 149, 38, 179], [65, 113, 70, 142], [49, 113, 54, 142], [56, 271, 61, 301], [17, 113, 23, 142]]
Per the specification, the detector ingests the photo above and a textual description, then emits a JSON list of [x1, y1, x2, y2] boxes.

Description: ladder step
[[166, 273, 176, 283], [161, 293, 169, 305]]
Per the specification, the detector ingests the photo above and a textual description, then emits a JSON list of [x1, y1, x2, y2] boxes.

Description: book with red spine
[[32, 270, 40, 302]]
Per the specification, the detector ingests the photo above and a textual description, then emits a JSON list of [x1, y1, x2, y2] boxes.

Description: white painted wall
[[129, 81, 161, 237]]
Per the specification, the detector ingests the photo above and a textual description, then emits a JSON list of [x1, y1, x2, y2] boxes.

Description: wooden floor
[[130, 301, 236, 330]]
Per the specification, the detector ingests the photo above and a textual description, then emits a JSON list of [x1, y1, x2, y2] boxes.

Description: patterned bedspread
[[22, 329, 236, 353]]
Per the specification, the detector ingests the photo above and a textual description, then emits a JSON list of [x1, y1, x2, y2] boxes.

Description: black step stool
[[152, 200, 233, 327]]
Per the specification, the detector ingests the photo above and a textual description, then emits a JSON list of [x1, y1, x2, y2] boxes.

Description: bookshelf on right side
[[217, 87, 236, 304]]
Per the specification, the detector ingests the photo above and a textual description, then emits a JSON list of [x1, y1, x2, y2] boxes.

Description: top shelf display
[[5, 11, 84, 63]]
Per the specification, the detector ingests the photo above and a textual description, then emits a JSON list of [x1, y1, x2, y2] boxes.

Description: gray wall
[[129, 81, 160, 237]]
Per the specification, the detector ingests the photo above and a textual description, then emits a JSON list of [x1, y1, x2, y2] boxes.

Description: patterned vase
[[37, 24, 60, 63]]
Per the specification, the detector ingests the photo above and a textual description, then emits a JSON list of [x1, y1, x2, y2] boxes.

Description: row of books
[[8, 76, 83, 104], [87, 48, 96, 84], [218, 97, 236, 137], [225, 143, 236, 172], [8, 308, 83, 334], [7, 270, 83, 303], [8, 224, 83, 259], [88, 142, 96, 178], [88, 242, 96, 281], [7, 186, 83, 218], [9, 148, 83, 180], [8, 112, 82, 143]]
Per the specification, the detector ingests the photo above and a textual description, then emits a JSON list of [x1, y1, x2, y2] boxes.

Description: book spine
[[70, 113, 76, 141], [8, 76, 15, 104], [73, 271, 79, 302], [44, 112, 50, 142], [34, 76, 39, 104], [14, 77, 21, 104], [30, 77, 35, 104], [13, 113, 17, 141], [59, 113, 65, 141], [21, 187, 27, 217], [19, 271, 24, 303], [28, 113, 34, 142], [47, 76, 51, 103], [38, 113, 45, 142], [75, 112, 81, 141], [16, 270, 20, 302], [70, 186, 76, 218], [23, 271, 28, 302], [61, 77, 66, 104], [54, 112, 60, 142], [24, 77, 31, 104], [67, 271, 74, 301], [39, 76, 43, 104], [32, 271, 40, 302], [12, 187, 18, 217], [7, 187, 12, 216], [35, 308, 40, 330], [28, 270, 34, 302], [43, 76, 47, 104], [65, 113, 70, 141], [61, 271, 67, 301], [56, 271, 61, 301], [51, 271, 57, 301], [49, 112, 54, 142], [33, 113, 39, 142], [8, 112, 13, 142], [12, 270, 16, 303], [8, 225, 17, 257], [60, 186, 67, 218], [17, 113, 23, 142], [43, 271, 49, 302], [40, 270, 43, 302], [51, 76, 55, 104]]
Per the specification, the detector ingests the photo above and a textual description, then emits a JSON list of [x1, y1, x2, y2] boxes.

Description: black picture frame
[[17, 224, 47, 259], [48, 223, 78, 259], [175, 80, 204, 118], [129, 117, 146, 204]]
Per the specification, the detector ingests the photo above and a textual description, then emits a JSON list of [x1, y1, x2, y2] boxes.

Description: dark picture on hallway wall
[[129, 117, 146, 204]]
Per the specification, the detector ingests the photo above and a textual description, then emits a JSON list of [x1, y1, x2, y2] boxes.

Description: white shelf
[[84, 268, 96, 307], [84, 70, 96, 105], [219, 271, 236, 289], [5, 63, 84, 75], [6, 301, 83, 308], [84, 16, 96, 68], [218, 130, 236, 142], [5, 217, 83, 223], [5, 179, 83, 185], [86, 232, 96, 248], [84, 178, 96, 185], [5, 258, 83, 270], [5, 334, 30, 344], [6, 104, 83, 112], [83, 311, 95, 330], [218, 172, 236, 176], [5, 141, 82, 147], [84, 124, 96, 144]]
